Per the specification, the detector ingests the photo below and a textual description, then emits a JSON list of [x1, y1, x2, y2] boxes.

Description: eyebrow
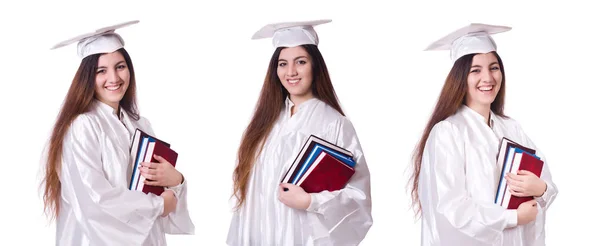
[[278, 56, 309, 62], [470, 62, 500, 68], [97, 60, 126, 69]]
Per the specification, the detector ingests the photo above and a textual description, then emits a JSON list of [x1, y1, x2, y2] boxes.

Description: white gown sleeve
[[305, 118, 373, 244], [139, 118, 196, 235], [516, 124, 558, 209], [420, 121, 517, 243], [60, 115, 164, 244], [161, 180, 195, 234]]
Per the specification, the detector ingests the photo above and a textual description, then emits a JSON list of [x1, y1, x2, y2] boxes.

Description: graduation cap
[[251, 19, 331, 48], [51, 20, 139, 59], [425, 23, 512, 62]]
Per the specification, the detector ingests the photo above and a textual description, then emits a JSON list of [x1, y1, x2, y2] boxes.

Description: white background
[[0, 0, 597, 245]]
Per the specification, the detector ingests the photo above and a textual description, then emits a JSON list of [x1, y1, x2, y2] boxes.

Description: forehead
[[471, 52, 499, 65], [98, 51, 125, 65], [278, 46, 310, 60]]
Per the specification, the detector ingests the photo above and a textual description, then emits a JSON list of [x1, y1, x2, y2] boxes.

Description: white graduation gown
[[419, 105, 558, 246], [227, 98, 373, 246], [56, 100, 194, 246]]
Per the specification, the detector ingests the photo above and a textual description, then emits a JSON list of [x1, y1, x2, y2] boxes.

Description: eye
[[96, 69, 106, 74], [491, 66, 500, 71], [117, 64, 127, 70], [297, 60, 307, 65], [470, 69, 481, 73], [278, 62, 287, 67]]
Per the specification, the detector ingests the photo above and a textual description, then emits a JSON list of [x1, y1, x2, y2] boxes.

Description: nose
[[107, 68, 121, 84], [287, 63, 298, 77], [481, 68, 494, 83]]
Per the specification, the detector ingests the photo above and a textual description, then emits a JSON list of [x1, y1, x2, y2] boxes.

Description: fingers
[[509, 187, 527, 197], [506, 173, 525, 182], [524, 199, 537, 206], [140, 167, 157, 175], [145, 180, 161, 186], [517, 170, 535, 176], [154, 154, 171, 165], [140, 162, 159, 169]]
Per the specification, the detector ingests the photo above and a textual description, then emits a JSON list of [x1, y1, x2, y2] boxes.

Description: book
[[296, 151, 355, 193], [494, 138, 544, 209], [128, 128, 170, 189], [494, 138, 536, 204], [500, 151, 544, 209], [281, 135, 356, 193], [134, 139, 178, 196], [128, 128, 178, 196], [281, 134, 353, 183], [290, 144, 355, 185]]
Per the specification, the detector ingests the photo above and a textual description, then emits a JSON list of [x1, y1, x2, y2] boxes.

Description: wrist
[[536, 181, 547, 197]]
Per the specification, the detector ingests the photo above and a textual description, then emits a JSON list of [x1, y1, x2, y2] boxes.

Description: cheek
[[94, 76, 105, 94], [277, 68, 286, 83]]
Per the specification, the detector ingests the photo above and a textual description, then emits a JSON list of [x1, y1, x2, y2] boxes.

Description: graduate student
[[227, 19, 372, 245], [41, 20, 194, 245], [410, 23, 558, 245]]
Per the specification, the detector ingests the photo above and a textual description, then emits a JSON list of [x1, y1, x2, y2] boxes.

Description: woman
[[411, 23, 558, 245], [42, 20, 194, 245], [227, 19, 372, 245]]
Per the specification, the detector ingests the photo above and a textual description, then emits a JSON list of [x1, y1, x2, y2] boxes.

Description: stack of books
[[128, 129, 178, 196], [281, 135, 355, 193], [494, 137, 544, 209]]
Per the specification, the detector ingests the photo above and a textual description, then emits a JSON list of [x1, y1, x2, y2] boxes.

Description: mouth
[[105, 83, 123, 92], [477, 85, 494, 93], [287, 78, 300, 86]]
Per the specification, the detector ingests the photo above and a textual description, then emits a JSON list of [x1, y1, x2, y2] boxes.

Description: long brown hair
[[409, 51, 506, 215], [42, 48, 139, 220], [233, 44, 344, 209]]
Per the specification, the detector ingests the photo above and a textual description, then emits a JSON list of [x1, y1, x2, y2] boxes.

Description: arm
[[160, 178, 195, 234], [304, 118, 372, 244], [516, 124, 558, 209], [421, 122, 517, 242], [137, 117, 195, 234], [60, 115, 164, 244]]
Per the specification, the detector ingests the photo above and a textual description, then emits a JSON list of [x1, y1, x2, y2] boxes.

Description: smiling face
[[94, 51, 130, 109], [465, 52, 503, 113], [276, 46, 314, 104]]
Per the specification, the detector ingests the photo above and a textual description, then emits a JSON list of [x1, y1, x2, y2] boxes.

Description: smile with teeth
[[105, 83, 123, 91], [478, 85, 494, 92], [288, 78, 300, 85]]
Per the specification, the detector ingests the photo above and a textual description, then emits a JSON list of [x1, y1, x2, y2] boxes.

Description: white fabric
[[272, 26, 319, 47], [419, 105, 558, 246], [56, 100, 194, 246], [76, 32, 124, 59], [450, 32, 497, 62], [251, 19, 330, 48], [227, 98, 372, 245], [424, 23, 511, 62]]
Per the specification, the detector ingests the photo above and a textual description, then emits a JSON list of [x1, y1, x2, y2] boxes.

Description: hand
[[140, 155, 183, 187], [160, 190, 177, 217], [278, 183, 311, 210], [516, 200, 538, 225], [506, 170, 547, 197]]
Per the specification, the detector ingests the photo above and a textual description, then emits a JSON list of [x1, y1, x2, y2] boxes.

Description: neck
[[289, 94, 314, 115], [466, 103, 492, 126]]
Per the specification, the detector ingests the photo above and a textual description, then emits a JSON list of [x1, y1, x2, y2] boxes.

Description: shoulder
[[314, 100, 346, 123], [66, 113, 101, 143]]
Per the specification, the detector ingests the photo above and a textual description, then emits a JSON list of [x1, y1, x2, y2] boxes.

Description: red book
[[135, 140, 178, 196], [503, 151, 544, 209], [297, 152, 355, 193]]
